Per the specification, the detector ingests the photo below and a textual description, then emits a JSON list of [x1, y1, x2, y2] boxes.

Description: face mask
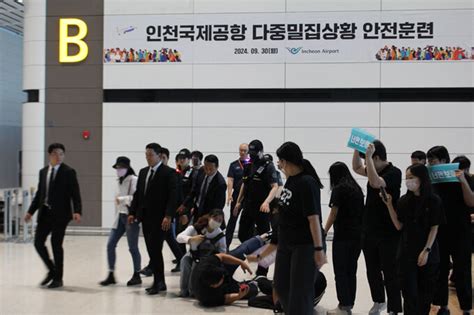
[[406, 179, 420, 192], [116, 168, 127, 177], [249, 152, 259, 162], [208, 219, 221, 230]]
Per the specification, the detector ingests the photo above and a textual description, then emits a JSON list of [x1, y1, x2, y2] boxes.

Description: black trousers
[[142, 220, 167, 285], [225, 199, 239, 248], [400, 261, 439, 315], [332, 239, 361, 307], [433, 224, 472, 311], [274, 243, 316, 315], [362, 237, 402, 313], [175, 217, 188, 257], [34, 213, 69, 281], [237, 206, 270, 243]]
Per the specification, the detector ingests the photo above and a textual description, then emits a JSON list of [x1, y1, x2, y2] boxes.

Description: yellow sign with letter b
[[59, 18, 89, 63]]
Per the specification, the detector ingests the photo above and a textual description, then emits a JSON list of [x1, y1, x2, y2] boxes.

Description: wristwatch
[[314, 246, 324, 251], [424, 247, 431, 253]]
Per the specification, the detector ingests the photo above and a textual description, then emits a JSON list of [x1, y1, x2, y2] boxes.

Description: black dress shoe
[[172, 259, 178, 264], [146, 288, 160, 295], [126, 272, 142, 286], [156, 281, 167, 292], [139, 266, 153, 277], [171, 264, 181, 273], [48, 280, 63, 289], [145, 283, 155, 292], [40, 271, 55, 286]]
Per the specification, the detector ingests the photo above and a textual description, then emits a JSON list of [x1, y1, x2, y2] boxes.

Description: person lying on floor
[[190, 234, 269, 307]]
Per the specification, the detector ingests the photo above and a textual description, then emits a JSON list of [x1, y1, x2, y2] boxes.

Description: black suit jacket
[[130, 163, 178, 223], [28, 163, 82, 222], [183, 168, 226, 218]]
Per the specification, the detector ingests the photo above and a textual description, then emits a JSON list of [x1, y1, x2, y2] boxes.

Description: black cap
[[177, 148, 191, 159], [113, 156, 131, 169], [249, 140, 263, 153]]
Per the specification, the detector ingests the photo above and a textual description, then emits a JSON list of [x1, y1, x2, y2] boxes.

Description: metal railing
[[1, 188, 35, 242]]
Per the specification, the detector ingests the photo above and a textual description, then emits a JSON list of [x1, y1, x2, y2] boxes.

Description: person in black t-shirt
[[234, 140, 279, 243], [324, 161, 364, 314], [352, 140, 402, 315], [382, 163, 445, 315], [225, 143, 249, 248], [191, 235, 267, 307], [273, 142, 327, 315], [428, 146, 472, 315]]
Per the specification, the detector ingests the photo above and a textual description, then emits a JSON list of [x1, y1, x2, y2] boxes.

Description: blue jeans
[[107, 213, 141, 272], [226, 236, 265, 275]]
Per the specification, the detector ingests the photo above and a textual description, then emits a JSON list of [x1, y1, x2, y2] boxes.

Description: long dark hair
[[328, 162, 363, 194], [276, 141, 323, 189], [405, 163, 434, 217]]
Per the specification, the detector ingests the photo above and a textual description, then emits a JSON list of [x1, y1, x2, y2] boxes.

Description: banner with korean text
[[104, 10, 473, 64]]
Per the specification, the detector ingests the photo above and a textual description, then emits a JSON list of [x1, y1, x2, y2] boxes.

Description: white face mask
[[116, 168, 127, 177], [208, 219, 221, 230], [406, 178, 420, 192]]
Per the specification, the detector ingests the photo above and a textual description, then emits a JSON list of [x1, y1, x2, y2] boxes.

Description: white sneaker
[[368, 302, 387, 314], [327, 306, 351, 315]]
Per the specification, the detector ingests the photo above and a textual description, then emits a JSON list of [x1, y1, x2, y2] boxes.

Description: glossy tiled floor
[[0, 235, 470, 314]]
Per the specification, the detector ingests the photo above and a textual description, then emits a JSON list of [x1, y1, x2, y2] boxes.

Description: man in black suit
[[24, 143, 82, 289], [128, 143, 178, 295], [177, 154, 226, 221]]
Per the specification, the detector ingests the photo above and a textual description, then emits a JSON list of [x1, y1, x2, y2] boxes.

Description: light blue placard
[[347, 128, 376, 153], [428, 163, 460, 184]]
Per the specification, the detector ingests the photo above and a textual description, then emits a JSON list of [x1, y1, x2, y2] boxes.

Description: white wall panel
[[22, 102, 44, 127], [103, 64, 193, 89], [24, 0, 46, 18], [287, 0, 381, 12], [104, 0, 193, 15], [380, 128, 474, 154], [23, 65, 45, 90], [286, 63, 381, 88], [285, 127, 380, 153], [23, 16, 46, 42], [193, 127, 285, 153], [23, 41, 46, 67], [193, 64, 285, 88], [381, 62, 474, 88], [381, 102, 474, 128], [195, 0, 285, 14], [193, 103, 284, 127], [103, 103, 193, 127], [103, 127, 192, 152], [22, 151, 45, 177], [286, 102, 380, 127], [22, 127, 45, 152], [382, 0, 473, 10]]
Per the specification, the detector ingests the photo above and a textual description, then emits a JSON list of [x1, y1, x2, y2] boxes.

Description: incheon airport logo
[[286, 47, 303, 55], [116, 26, 137, 36]]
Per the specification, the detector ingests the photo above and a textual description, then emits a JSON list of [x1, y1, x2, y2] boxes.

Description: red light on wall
[[82, 130, 90, 140]]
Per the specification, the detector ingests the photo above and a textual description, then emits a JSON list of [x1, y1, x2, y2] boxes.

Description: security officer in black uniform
[[225, 143, 250, 248], [234, 140, 279, 242], [175, 148, 195, 254]]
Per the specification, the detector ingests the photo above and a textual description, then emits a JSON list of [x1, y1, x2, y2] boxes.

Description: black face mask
[[249, 152, 260, 162]]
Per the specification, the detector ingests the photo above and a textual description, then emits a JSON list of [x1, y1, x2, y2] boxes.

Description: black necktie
[[197, 175, 209, 207], [47, 168, 55, 204], [146, 169, 155, 194]]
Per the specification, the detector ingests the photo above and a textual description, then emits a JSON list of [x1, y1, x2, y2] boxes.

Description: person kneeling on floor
[[190, 235, 267, 307]]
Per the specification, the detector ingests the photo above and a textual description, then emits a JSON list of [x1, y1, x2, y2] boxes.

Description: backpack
[[191, 232, 225, 262]]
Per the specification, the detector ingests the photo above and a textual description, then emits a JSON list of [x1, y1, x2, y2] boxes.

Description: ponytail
[[302, 159, 324, 189]]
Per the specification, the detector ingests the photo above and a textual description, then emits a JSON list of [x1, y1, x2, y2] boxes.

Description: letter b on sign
[[59, 18, 88, 63]]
